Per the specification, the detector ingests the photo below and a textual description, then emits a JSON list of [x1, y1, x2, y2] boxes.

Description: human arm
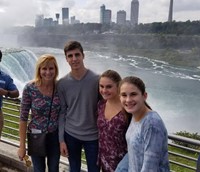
[[57, 80, 68, 156], [0, 88, 19, 98], [58, 112, 68, 157], [141, 126, 168, 172], [17, 84, 31, 161], [0, 74, 19, 98], [6, 89, 19, 98], [17, 121, 28, 161], [115, 153, 129, 172]]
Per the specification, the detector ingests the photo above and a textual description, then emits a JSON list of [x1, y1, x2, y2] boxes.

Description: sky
[[0, 0, 200, 28]]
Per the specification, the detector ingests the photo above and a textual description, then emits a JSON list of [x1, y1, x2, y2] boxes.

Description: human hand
[[17, 147, 26, 161], [0, 88, 7, 96], [60, 142, 69, 157]]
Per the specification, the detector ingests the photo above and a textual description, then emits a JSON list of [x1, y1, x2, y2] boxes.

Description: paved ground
[[0, 140, 27, 172], [0, 138, 68, 172], [0, 162, 21, 172], [0, 138, 86, 172]]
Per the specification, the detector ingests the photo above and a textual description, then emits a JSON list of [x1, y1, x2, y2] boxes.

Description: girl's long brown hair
[[100, 70, 131, 123]]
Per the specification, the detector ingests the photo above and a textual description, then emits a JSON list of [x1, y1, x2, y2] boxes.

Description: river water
[[2, 46, 200, 134]]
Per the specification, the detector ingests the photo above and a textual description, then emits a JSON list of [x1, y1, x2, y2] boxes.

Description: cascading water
[[1, 48, 37, 95], [1, 46, 200, 133]]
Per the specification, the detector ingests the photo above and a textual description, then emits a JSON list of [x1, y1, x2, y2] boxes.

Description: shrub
[[174, 131, 200, 149]]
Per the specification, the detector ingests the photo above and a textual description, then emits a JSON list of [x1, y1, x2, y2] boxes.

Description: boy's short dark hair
[[64, 41, 84, 56]]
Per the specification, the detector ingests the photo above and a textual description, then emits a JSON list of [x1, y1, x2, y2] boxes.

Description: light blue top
[[115, 111, 170, 172]]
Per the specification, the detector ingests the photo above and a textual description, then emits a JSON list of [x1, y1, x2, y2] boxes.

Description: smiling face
[[99, 77, 119, 100], [65, 48, 84, 71], [40, 60, 56, 82], [120, 82, 147, 117]]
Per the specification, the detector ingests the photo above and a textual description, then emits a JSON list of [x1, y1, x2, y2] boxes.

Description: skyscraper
[[62, 8, 69, 25], [100, 4, 112, 24], [100, 4, 106, 23], [130, 0, 139, 26], [117, 10, 126, 25], [168, 0, 173, 22]]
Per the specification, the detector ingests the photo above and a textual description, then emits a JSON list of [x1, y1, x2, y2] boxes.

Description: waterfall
[[1, 48, 37, 95]]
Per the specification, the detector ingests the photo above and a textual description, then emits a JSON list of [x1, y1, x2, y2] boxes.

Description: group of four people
[[0, 40, 170, 172]]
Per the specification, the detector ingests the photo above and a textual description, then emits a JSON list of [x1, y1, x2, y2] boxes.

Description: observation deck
[[0, 97, 200, 172]]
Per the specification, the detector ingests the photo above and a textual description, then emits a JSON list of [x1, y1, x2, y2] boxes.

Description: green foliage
[[169, 131, 200, 171], [174, 131, 200, 149], [176, 131, 200, 141]]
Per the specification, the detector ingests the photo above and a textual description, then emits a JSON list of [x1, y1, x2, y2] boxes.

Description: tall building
[[100, 4, 112, 24], [35, 14, 59, 27], [62, 8, 69, 25], [43, 18, 54, 26], [104, 9, 111, 24], [100, 4, 106, 23], [117, 10, 126, 25], [71, 16, 80, 24], [168, 0, 173, 22], [35, 15, 44, 27], [130, 0, 139, 26]]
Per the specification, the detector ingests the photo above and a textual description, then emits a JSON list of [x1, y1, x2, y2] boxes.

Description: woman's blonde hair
[[34, 54, 59, 86]]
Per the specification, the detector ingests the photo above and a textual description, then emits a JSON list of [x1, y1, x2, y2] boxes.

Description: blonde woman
[[17, 54, 61, 172]]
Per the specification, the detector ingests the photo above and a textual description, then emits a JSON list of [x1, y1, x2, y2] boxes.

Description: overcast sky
[[0, 0, 200, 28]]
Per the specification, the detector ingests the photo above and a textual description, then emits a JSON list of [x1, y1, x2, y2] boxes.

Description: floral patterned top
[[97, 99, 129, 172], [20, 82, 60, 133]]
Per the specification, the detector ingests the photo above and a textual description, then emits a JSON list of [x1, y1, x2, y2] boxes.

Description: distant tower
[[130, 0, 139, 26], [62, 8, 69, 25], [55, 13, 60, 24], [168, 0, 173, 22], [100, 4, 112, 24], [100, 4, 106, 23], [117, 10, 126, 25]]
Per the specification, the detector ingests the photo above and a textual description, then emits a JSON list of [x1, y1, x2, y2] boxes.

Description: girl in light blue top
[[115, 76, 170, 172]]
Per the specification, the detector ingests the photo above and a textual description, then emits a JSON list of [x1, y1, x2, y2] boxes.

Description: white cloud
[[0, 0, 38, 27]]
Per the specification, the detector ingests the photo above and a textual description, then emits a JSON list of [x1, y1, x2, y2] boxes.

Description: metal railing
[[1, 97, 200, 172], [168, 135, 200, 172]]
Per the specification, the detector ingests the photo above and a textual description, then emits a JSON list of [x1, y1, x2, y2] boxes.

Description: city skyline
[[0, 0, 200, 28]]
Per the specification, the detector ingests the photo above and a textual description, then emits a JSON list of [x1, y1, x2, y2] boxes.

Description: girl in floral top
[[97, 70, 130, 172], [17, 54, 61, 172]]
